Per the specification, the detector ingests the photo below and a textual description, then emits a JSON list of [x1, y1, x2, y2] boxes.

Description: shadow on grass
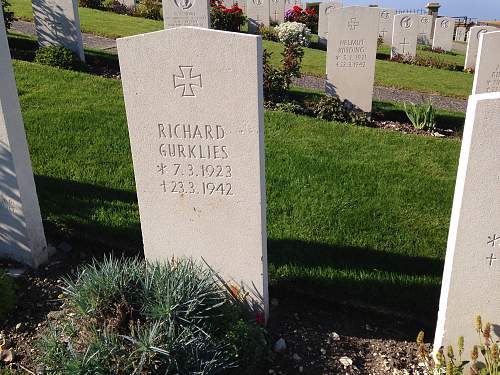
[[268, 238, 442, 329], [34, 175, 142, 255]]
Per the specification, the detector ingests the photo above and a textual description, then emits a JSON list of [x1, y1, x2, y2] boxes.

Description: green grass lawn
[[8, 0, 474, 98], [14, 60, 461, 319]]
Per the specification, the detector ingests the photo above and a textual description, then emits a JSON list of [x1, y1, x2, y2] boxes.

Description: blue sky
[[333, 1, 500, 20]]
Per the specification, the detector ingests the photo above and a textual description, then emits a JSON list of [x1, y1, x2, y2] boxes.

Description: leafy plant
[[34, 46, 84, 71], [403, 100, 436, 131], [0, 269, 15, 321], [284, 5, 317, 33], [258, 26, 278, 42], [211, 0, 245, 32], [312, 95, 369, 125], [135, 0, 162, 20], [263, 49, 288, 103], [38, 256, 269, 375], [1, 0, 13, 30], [78, 0, 103, 9], [390, 53, 460, 71]]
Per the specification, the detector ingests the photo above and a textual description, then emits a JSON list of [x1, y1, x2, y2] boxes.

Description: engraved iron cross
[[173, 66, 202, 97], [348, 17, 359, 31]]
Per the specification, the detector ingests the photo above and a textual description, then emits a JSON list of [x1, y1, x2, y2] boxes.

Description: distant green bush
[[0, 269, 15, 321], [1, 0, 14, 30], [38, 257, 269, 375], [135, 0, 162, 20], [78, 0, 103, 9], [34, 46, 84, 71]]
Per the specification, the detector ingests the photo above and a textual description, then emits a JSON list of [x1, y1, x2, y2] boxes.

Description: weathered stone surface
[[465, 26, 497, 70], [472, 31, 500, 94], [417, 14, 432, 45], [391, 13, 418, 58], [432, 17, 455, 51], [318, 1, 341, 47], [326, 6, 379, 112], [269, 0, 285, 24], [378, 8, 395, 45], [117, 27, 268, 320], [162, 0, 210, 28], [32, 0, 84, 61], [247, 0, 270, 33], [0, 6, 48, 268], [455, 26, 466, 42], [434, 92, 500, 351]]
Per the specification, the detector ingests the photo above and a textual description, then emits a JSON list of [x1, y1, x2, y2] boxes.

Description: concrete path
[[10, 20, 467, 112]]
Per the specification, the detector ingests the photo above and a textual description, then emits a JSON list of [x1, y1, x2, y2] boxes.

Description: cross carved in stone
[[173, 66, 202, 97]]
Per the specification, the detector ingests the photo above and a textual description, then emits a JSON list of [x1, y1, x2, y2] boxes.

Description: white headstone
[[391, 13, 418, 58], [318, 2, 342, 47], [247, 0, 270, 33], [162, 0, 210, 28], [120, 0, 135, 7], [269, 0, 285, 24], [326, 6, 379, 112], [378, 8, 395, 45], [417, 14, 432, 45], [472, 31, 500, 95], [465, 26, 497, 71], [0, 6, 48, 268], [32, 0, 85, 61], [432, 17, 455, 51], [455, 26, 466, 42], [117, 27, 269, 320], [434, 91, 500, 351]]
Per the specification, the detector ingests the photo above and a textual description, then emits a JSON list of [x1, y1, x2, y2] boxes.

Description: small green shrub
[[78, 0, 103, 9], [211, 0, 245, 32], [258, 26, 278, 42], [38, 257, 269, 375], [34, 46, 84, 71], [0, 269, 15, 321], [390, 53, 460, 71], [135, 0, 162, 20], [1, 0, 14, 30], [403, 100, 436, 131], [313, 95, 369, 125], [263, 49, 287, 103]]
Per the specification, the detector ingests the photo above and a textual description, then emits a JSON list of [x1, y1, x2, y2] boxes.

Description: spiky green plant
[[403, 100, 437, 131]]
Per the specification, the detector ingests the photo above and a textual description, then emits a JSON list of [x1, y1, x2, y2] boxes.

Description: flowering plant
[[275, 21, 311, 47], [285, 5, 317, 32], [211, 0, 246, 31]]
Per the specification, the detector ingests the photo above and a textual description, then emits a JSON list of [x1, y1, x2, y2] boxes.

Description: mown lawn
[[8, 0, 474, 98], [14, 60, 460, 318]]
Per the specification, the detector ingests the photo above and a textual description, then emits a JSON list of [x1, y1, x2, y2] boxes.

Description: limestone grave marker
[[432, 16, 455, 51], [0, 6, 48, 268], [391, 13, 418, 58], [318, 1, 341, 47], [418, 14, 432, 45], [269, 0, 285, 24], [455, 26, 466, 42], [472, 31, 500, 94], [326, 6, 379, 112], [378, 8, 395, 45], [162, 0, 210, 28], [117, 27, 269, 319], [247, 0, 270, 33], [32, 0, 85, 61], [465, 26, 497, 70], [434, 91, 500, 350]]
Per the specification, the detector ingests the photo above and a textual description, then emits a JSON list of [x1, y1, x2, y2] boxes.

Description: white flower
[[275, 21, 311, 47]]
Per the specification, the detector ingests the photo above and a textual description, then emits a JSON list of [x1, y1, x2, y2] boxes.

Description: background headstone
[[378, 8, 395, 45], [162, 0, 210, 28], [247, 0, 270, 33], [465, 26, 497, 71], [32, 0, 85, 61], [432, 16, 455, 51], [391, 13, 418, 58], [269, 0, 284, 24], [118, 27, 269, 320], [455, 26, 466, 42], [472, 31, 500, 94], [418, 14, 432, 45], [434, 91, 500, 351], [0, 6, 48, 268], [326, 6, 379, 112], [238, 0, 246, 14], [318, 1, 342, 47]]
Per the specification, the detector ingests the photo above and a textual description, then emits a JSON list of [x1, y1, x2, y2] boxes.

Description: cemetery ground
[[0, 50, 466, 373]]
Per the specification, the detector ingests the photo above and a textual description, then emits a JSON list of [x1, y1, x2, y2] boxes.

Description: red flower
[[305, 8, 316, 15], [292, 5, 302, 12]]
